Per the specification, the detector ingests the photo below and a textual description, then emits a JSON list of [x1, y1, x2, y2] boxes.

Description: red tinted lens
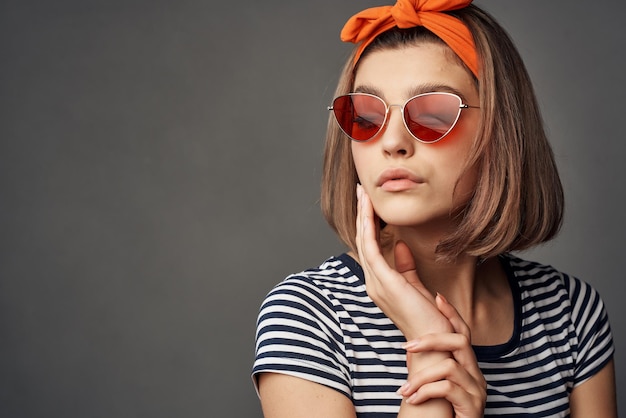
[[403, 93, 462, 142], [332, 94, 386, 141]]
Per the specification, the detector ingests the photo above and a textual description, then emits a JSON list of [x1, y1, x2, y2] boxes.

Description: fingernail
[[356, 183, 363, 200], [402, 339, 420, 350], [396, 382, 409, 395], [436, 292, 448, 304]]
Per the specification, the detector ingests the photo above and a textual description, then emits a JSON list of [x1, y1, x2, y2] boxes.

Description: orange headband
[[340, 0, 478, 77]]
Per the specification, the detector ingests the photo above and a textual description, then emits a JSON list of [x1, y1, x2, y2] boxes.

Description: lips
[[376, 168, 424, 192]]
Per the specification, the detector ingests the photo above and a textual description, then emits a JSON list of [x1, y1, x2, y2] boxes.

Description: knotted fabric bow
[[340, 0, 478, 77]]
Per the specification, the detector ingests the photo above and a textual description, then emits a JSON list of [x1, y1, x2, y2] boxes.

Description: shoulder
[[262, 253, 366, 310], [256, 253, 367, 334], [502, 253, 614, 381], [253, 254, 364, 397], [502, 253, 600, 307]]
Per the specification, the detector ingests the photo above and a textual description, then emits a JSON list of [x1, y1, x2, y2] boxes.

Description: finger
[[358, 190, 391, 278], [404, 332, 469, 353], [355, 184, 368, 268], [355, 186, 385, 292], [405, 379, 460, 405], [399, 357, 487, 416], [355, 185, 370, 269], [405, 379, 486, 416], [404, 333, 477, 375], [432, 294, 484, 383], [403, 333, 484, 392], [394, 241, 432, 301], [393, 240, 416, 273], [400, 357, 479, 398], [435, 293, 471, 338], [355, 184, 362, 251]]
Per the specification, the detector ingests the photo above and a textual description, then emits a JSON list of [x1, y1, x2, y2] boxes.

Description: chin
[[375, 204, 453, 229], [372, 194, 461, 227], [377, 212, 432, 227]]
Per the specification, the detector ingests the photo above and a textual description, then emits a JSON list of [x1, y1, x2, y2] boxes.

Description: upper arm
[[258, 372, 357, 418], [565, 275, 616, 417], [570, 358, 617, 418]]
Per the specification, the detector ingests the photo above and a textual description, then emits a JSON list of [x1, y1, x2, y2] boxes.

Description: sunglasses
[[328, 92, 479, 143]]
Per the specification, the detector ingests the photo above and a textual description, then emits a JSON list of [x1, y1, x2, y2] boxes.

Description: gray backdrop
[[1, 1, 624, 417]]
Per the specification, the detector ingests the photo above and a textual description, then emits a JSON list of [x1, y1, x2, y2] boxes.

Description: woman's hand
[[356, 185, 486, 416], [398, 294, 487, 418], [355, 184, 452, 340]]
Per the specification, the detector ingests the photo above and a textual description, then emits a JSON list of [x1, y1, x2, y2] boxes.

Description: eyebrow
[[353, 83, 469, 101]]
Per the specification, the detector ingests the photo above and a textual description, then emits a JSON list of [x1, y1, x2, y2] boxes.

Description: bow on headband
[[340, 0, 478, 77]]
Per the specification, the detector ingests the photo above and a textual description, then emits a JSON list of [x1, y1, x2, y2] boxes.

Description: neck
[[352, 224, 514, 346], [349, 223, 513, 345], [383, 225, 501, 327]]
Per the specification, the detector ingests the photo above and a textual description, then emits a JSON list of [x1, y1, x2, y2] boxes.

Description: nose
[[380, 104, 415, 157]]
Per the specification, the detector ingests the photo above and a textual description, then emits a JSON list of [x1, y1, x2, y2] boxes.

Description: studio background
[[1, 1, 624, 417]]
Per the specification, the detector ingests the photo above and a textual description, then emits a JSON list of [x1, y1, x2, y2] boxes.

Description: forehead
[[353, 43, 477, 100]]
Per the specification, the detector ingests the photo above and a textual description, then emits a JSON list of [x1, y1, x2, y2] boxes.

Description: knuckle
[[480, 377, 488, 392], [440, 380, 454, 392], [478, 384, 488, 404], [442, 357, 458, 373], [366, 287, 379, 300], [458, 333, 471, 347]]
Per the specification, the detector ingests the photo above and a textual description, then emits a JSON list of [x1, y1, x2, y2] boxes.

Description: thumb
[[394, 241, 431, 300], [394, 240, 416, 274], [436, 293, 471, 338]]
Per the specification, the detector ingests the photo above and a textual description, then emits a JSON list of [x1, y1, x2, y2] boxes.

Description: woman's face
[[351, 42, 480, 230]]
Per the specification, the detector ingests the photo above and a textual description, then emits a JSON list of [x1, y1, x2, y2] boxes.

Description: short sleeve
[[565, 276, 614, 386], [252, 275, 352, 398]]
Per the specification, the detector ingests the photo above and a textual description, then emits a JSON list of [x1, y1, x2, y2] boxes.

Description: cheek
[[428, 136, 477, 202], [453, 163, 479, 206], [446, 105, 480, 147], [453, 123, 480, 198], [351, 143, 369, 181]]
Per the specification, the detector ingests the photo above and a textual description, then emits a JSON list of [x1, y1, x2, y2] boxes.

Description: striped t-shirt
[[252, 253, 614, 417]]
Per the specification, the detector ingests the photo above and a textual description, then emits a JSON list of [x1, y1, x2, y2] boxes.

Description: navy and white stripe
[[252, 253, 614, 417]]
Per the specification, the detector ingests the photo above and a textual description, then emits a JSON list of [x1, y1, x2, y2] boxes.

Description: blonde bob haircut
[[321, 5, 564, 262]]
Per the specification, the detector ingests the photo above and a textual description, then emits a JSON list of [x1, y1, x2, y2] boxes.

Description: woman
[[252, 1, 616, 416]]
